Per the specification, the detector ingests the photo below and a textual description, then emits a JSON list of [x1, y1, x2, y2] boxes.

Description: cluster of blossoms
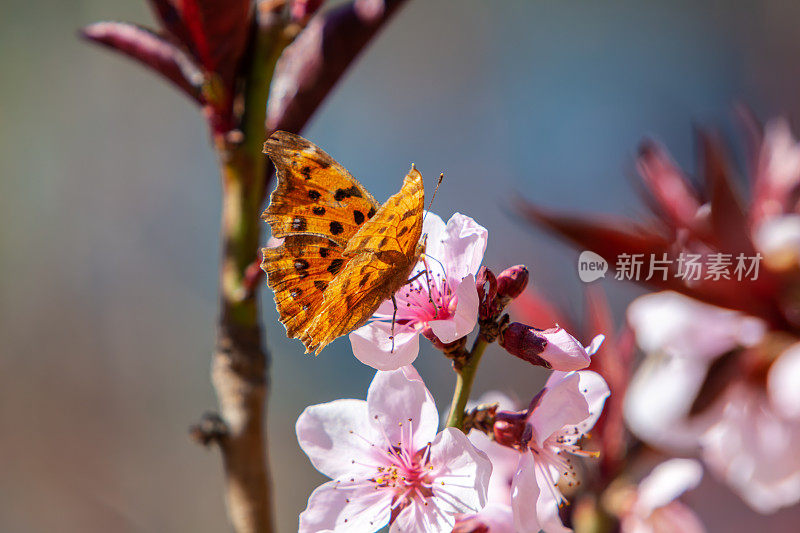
[[295, 213, 618, 531], [525, 116, 800, 517]]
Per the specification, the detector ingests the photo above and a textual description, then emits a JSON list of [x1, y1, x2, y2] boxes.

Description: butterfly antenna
[[422, 172, 444, 225]]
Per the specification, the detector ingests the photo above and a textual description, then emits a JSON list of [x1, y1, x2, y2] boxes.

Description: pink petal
[[701, 386, 800, 513], [429, 273, 479, 343], [512, 453, 570, 533], [391, 498, 455, 533], [554, 370, 610, 443], [367, 367, 439, 449], [296, 399, 382, 480], [456, 503, 514, 533], [623, 353, 710, 451], [420, 211, 448, 259], [349, 322, 420, 371], [333, 486, 394, 531], [538, 327, 593, 371], [440, 213, 489, 281], [768, 342, 800, 420], [529, 372, 590, 447], [627, 292, 766, 361], [298, 480, 353, 533], [429, 427, 493, 514], [468, 431, 519, 506], [635, 459, 703, 515]]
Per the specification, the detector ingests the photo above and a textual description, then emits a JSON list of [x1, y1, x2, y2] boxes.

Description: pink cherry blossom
[[624, 291, 800, 512], [510, 370, 610, 533], [624, 291, 766, 451], [295, 366, 492, 532], [349, 212, 487, 370], [465, 373, 609, 533], [619, 458, 705, 533]]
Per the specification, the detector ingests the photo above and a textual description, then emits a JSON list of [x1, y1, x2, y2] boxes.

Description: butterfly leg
[[421, 257, 440, 318], [390, 294, 398, 353]]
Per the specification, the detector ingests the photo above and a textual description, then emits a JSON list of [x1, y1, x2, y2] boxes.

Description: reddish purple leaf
[[81, 22, 204, 104]]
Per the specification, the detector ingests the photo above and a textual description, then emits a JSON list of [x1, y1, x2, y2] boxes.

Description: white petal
[[557, 370, 610, 442], [429, 274, 479, 343], [298, 481, 392, 533], [586, 334, 605, 356], [768, 342, 800, 420], [753, 215, 800, 269], [390, 498, 456, 533], [456, 503, 515, 533], [512, 453, 570, 533], [333, 486, 394, 532], [700, 386, 800, 513], [468, 431, 519, 506], [439, 213, 489, 280], [429, 427, 493, 514], [627, 291, 766, 361], [420, 211, 448, 259], [367, 366, 439, 449], [635, 459, 703, 515], [623, 353, 709, 451], [350, 322, 420, 371], [529, 372, 589, 447], [296, 399, 382, 479], [538, 327, 593, 371]]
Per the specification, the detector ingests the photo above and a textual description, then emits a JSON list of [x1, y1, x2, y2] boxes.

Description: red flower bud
[[493, 410, 527, 448], [476, 266, 498, 320], [496, 264, 529, 301], [452, 517, 490, 533], [499, 322, 550, 368]]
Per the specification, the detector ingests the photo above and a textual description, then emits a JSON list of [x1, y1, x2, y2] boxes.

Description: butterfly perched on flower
[[261, 131, 426, 354]]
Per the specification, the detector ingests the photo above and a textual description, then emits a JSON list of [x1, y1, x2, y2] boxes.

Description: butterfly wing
[[343, 166, 425, 258], [261, 235, 347, 339], [302, 168, 426, 354], [263, 131, 380, 247]]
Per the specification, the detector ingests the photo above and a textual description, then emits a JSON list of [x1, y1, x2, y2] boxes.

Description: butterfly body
[[261, 132, 425, 354]]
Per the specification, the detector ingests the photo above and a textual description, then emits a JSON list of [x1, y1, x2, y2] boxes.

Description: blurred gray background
[[3, 0, 800, 531]]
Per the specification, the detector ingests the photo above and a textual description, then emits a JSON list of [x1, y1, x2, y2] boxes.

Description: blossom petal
[[350, 322, 420, 371], [333, 486, 394, 532], [623, 352, 710, 451], [455, 503, 515, 533], [429, 273, 479, 343], [556, 370, 610, 442], [512, 452, 569, 533], [529, 372, 590, 447], [429, 427, 493, 514], [419, 211, 448, 260], [768, 342, 800, 420], [391, 497, 456, 533], [367, 367, 439, 449], [296, 399, 382, 479], [635, 459, 703, 515], [538, 327, 594, 371], [627, 291, 766, 361], [299, 481, 392, 533], [439, 213, 489, 280], [701, 386, 800, 513], [469, 431, 519, 506]]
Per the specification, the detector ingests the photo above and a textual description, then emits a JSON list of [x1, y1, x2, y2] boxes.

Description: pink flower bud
[[537, 327, 603, 371], [499, 322, 550, 368], [496, 264, 529, 301]]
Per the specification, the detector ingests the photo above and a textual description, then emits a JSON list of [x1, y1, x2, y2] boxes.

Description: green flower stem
[[445, 336, 489, 430]]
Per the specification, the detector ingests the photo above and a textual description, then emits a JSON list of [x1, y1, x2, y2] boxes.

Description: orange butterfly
[[261, 131, 425, 354]]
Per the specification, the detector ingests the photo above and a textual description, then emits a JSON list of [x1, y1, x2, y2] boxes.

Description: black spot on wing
[[401, 210, 414, 221], [334, 185, 363, 201], [301, 166, 312, 180], [308, 190, 321, 200], [353, 210, 365, 224], [314, 280, 328, 291], [330, 221, 344, 235], [327, 258, 344, 275], [313, 206, 326, 216], [367, 207, 376, 218]]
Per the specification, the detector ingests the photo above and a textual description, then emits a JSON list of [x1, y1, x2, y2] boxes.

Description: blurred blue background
[[3, 0, 800, 531]]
